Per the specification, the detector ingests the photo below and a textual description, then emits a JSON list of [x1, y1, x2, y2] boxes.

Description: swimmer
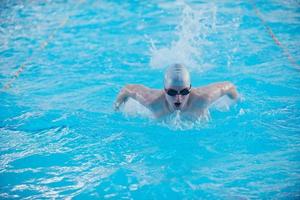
[[114, 64, 238, 118]]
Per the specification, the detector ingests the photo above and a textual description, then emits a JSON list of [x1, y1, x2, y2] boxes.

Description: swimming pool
[[1, 0, 300, 199]]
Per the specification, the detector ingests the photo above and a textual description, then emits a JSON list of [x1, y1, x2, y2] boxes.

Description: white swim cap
[[164, 64, 190, 88]]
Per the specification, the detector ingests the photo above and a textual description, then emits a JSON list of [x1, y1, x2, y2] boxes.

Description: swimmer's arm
[[197, 81, 238, 105], [114, 84, 156, 110]]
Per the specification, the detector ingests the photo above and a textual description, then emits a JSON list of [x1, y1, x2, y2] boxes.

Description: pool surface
[[1, 0, 300, 199]]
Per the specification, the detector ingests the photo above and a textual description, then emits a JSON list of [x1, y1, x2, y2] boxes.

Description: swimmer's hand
[[114, 97, 128, 111], [114, 86, 130, 111], [114, 101, 123, 111], [227, 85, 238, 100]]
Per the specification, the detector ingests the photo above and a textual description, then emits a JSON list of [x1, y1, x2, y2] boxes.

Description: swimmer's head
[[164, 64, 191, 88], [164, 64, 191, 111]]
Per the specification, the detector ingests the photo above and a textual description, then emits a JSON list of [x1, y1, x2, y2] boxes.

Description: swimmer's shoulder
[[190, 87, 209, 100], [126, 84, 161, 94], [137, 85, 162, 96], [189, 88, 210, 107], [129, 84, 163, 101]]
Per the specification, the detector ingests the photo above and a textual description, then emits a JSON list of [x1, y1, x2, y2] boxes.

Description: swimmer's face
[[164, 63, 191, 111], [164, 85, 191, 111]]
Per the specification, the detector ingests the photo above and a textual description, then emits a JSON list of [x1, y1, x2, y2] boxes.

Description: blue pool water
[[1, 0, 300, 199]]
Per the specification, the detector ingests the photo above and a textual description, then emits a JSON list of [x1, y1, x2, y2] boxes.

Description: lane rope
[[250, 0, 300, 70], [3, 0, 85, 90]]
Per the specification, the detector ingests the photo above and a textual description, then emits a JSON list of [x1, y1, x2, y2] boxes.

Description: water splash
[[149, 1, 217, 71], [210, 95, 235, 112], [120, 99, 212, 130], [121, 98, 154, 118], [160, 110, 211, 131]]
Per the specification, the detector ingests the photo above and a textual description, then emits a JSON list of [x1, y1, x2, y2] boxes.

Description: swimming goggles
[[165, 85, 191, 96]]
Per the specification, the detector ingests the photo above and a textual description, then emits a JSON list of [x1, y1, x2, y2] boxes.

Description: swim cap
[[164, 64, 190, 88]]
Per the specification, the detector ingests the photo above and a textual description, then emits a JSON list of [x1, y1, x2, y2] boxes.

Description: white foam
[[160, 110, 211, 131], [210, 95, 234, 112], [120, 98, 212, 130], [121, 98, 154, 118]]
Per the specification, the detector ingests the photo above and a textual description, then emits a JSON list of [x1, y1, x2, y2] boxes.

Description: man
[[114, 64, 238, 118]]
